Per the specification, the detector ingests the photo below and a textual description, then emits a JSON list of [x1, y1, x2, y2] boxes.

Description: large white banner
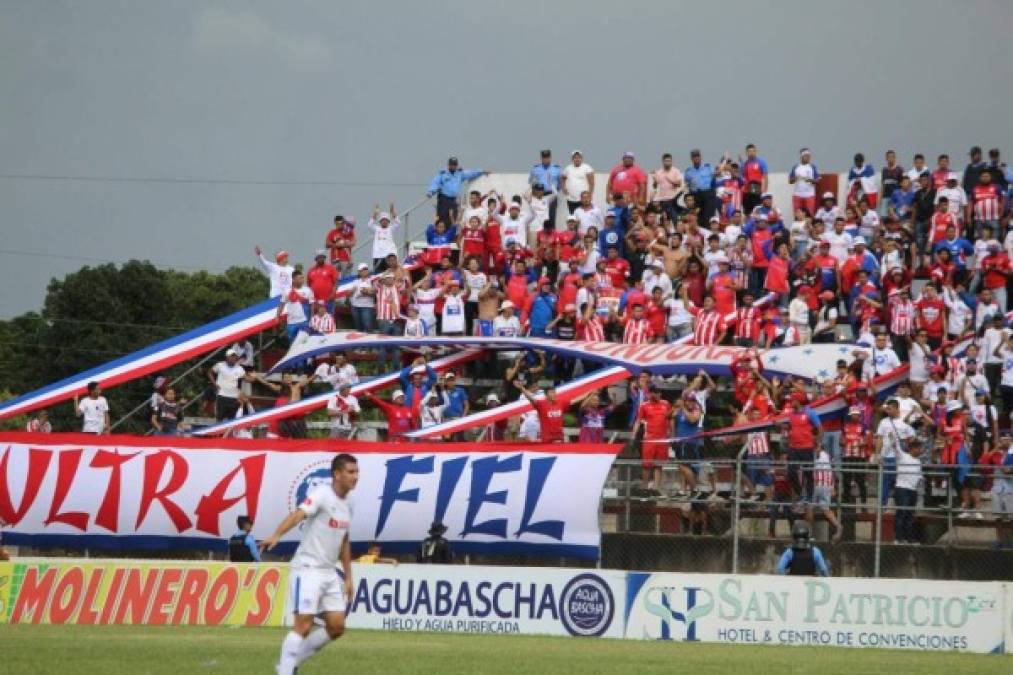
[[0, 433, 619, 559], [345, 564, 626, 638], [624, 572, 1006, 654]]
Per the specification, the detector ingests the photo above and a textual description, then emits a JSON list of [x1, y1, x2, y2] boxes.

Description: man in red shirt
[[606, 152, 648, 206], [915, 284, 948, 349], [306, 251, 339, 313], [517, 383, 566, 443], [325, 215, 355, 276], [979, 243, 1010, 311], [366, 389, 415, 438], [635, 385, 674, 493], [708, 255, 738, 316], [603, 246, 630, 289], [783, 393, 822, 504]]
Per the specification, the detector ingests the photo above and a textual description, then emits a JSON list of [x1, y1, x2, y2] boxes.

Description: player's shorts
[[812, 485, 833, 508], [289, 566, 346, 616], [641, 437, 669, 468], [745, 456, 774, 487]]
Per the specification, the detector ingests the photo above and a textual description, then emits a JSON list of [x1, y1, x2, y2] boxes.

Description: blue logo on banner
[[559, 573, 614, 637], [293, 466, 333, 510]]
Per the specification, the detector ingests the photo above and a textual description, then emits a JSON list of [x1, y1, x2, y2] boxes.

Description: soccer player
[[261, 453, 358, 675]]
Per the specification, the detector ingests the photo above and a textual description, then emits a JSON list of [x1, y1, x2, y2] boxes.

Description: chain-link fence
[[600, 455, 1013, 580]]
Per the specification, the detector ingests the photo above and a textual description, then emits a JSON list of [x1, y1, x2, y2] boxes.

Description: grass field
[[0, 625, 1009, 675]]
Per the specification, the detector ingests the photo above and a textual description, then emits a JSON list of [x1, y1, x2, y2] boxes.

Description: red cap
[[276, 250, 289, 262], [766, 211, 778, 222], [819, 290, 835, 301]]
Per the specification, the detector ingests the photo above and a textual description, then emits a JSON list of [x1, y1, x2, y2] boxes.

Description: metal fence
[[600, 455, 1012, 580]]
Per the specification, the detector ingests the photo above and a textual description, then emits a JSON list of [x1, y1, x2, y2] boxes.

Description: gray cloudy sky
[[3, 0, 1011, 317]]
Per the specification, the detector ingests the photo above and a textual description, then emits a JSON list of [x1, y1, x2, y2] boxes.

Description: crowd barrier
[[0, 559, 1008, 654]]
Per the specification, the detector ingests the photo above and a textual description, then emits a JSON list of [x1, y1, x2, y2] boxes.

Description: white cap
[[378, 211, 391, 221], [392, 389, 405, 400], [508, 202, 521, 209], [486, 393, 500, 403], [945, 399, 963, 412], [315, 249, 327, 257], [225, 348, 239, 357], [822, 191, 834, 199], [500, 300, 514, 310], [411, 366, 426, 375], [358, 263, 370, 271], [947, 172, 959, 182], [566, 214, 578, 222], [714, 252, 730, 264], [852, 236, 867, 247]]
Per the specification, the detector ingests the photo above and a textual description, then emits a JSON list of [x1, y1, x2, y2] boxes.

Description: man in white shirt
[[493, 301, 522, 366], [368, 205, 401, 270], [254, 245, 294, 298], [642, 261, 672, 297], [209, 349, 252, 421], [821, 219, 853, 265], [312, 353, 358, 390], [327, 383, 361, 438], [935, 173, 967, 224], [863, 332, 901, 380], [561, 151, 595, 213], [279, 271, 314, 343], [983, 314, 1009, 394], [876, 398, 915, 506], [496, 202, 535, 248], [788, 148, 819, 214], [573, 191, 604, 235], [893, 437, 924, 543], [651, 153, 684, 223], [955, 359, 989, 407], [75, 381, 109, 433], [261, 454, 358, 675]]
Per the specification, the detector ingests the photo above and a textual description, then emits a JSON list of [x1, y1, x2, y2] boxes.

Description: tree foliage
[[0, 261, 268, 433]]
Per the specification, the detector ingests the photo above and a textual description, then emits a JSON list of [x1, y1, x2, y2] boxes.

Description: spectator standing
[[151, 388, 185, 435], [788, 148, 819, 215], [880, 150, 904, 215], [516, 383, 567, 443], [349, 263, 377, 332], [74, 381, 109, 433], [368, 204, 400, 271], [25, 410, 52, 433], [528, 149, 562, 225], [651, 153, 684, 223], [606, 152, 648, 207], [254, 246, 293, 298], [325, 215, 356, 276], [327, 382, 360, 439], [366, 389, 415, 438], [418, 521, 454, 564], [278, 272, 313, 343], [307, 250, 339, 313], [228, 516, 261, 563], [893, 437, 925, 543], [740, 144, 769, 216], [561, 151, 595, 214], [209, 349, 253, 421], [374, 272, 402, 371], [847, 153, 878, 208], [309, 302, 336, 335], [970, 170, 1004, 239], [875, 398, 916, 508], [427, 156, 485, 227]]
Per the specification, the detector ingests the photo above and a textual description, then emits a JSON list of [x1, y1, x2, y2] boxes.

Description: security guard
[[228, 515, 261, 562], [776, 522, 829, 576], [417, 521, 454, 564]]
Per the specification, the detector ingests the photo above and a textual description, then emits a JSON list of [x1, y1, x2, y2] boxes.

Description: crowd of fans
[[21, 144, 1013, 541]]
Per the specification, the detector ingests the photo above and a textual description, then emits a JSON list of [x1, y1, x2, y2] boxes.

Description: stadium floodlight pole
[[873, 460, 885, 578], [731, 444, 748, 574]]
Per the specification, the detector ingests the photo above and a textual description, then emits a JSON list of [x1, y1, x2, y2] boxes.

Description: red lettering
[[194, 455, 266, 535], [113, 568, 159, 624], [44, 449, 89, 530], [11, 566, 56, 623], [90, 450, 140, 532], [136, 450, 192, 532], [171, 568, 209, 625], [630, 343, 673, 363], [49, 566, 85, 624], [147, 568, 183, 625], [99, 567, 125, 625], [245, 568, 280, 626], [203, 567, 240, 625], [77, 568, 105, 625], [0, 446, 52, 526]]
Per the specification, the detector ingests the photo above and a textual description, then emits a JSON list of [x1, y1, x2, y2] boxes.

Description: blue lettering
[[435, 581, 453, 616], [394, 580, 414, 614], [375, 455, 434, 537], [515, 583, 536, 619], [434, 456, 468, 524], [463, 454, 522, 538], [413, 580, 432, 614], [493, 582, 513, 619], [475, 582, 492, 618], [537, 585, 557, 620], [514, 457, 565, 540], [351, 578, 371, 613], [373, 579, 392, 613], [454, 582, 474, 616]]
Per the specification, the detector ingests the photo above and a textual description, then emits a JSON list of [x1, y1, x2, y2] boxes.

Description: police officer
[[417, 521, 454, 564], [775, 522, 829, 576], [228, 515, 261, 562]]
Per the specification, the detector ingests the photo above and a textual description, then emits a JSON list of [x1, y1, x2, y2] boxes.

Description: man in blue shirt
[[529, 149, 562, 226], [932, 224, 975, 275], [599, 213, 626, 258], [684, 149, 716, 222], [441, 372, 470, 434], [427, 156, 485, 227], [526, 278, 558, 339], [228, 515, 261, 562], [776, 522, 830, 576]]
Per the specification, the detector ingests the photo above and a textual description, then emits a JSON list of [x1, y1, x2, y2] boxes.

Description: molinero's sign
[[0, 433, 619, 559]]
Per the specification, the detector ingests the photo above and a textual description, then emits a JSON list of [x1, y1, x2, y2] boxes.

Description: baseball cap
[[848, 406, 861, 416], [314, 249, 326, 258], [448, 156, 459, 164], [486, 393, 500, 404], [275, 250, 289, 262], [947, 172, 959, 182], [357, 263, 369, 271], [822, 191, 834, 199], [566, 214, 578, 222], [571, 149, 582, 157], [622, 151, 635, 159], [500, 300, 514, 310], [508, 202, 521, 210], [392, 389, 405, 400], [564, 303, 576, 312], [761, 192, 773, 200], [445, 372, 456, 380]]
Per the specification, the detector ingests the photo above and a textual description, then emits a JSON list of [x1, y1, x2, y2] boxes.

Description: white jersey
[[292, 484, 354, 569], [79, 396, 109, 433], [259, 255, 294, 298]]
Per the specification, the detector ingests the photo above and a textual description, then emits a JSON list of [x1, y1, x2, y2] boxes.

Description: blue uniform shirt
[[776, 546, 829, 576], [428, 168, 483, 198], [444, 386, 469, 418], [685, 163, 715, 192], [232, 530, 261, 562], [528, 163, 562, 193]]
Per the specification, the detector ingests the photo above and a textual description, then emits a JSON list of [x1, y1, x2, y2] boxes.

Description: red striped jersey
[[623, 317, 654, 344], [734, 306, 760, 339], [578, 316, 605, 342], [888, 298, 915, 336], [689, 306, 726, 345], [972, 184, 1003, 221], [746, 431, 770, 456], [375, 283, 402, 321], [842, 421, 870, 458], [813, 450, 834, 487], [309, 312, 336, 334]]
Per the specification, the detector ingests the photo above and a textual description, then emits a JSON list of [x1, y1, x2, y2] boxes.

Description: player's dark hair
[[332, 453, 357, 473], [87, 381, 100, 394]]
